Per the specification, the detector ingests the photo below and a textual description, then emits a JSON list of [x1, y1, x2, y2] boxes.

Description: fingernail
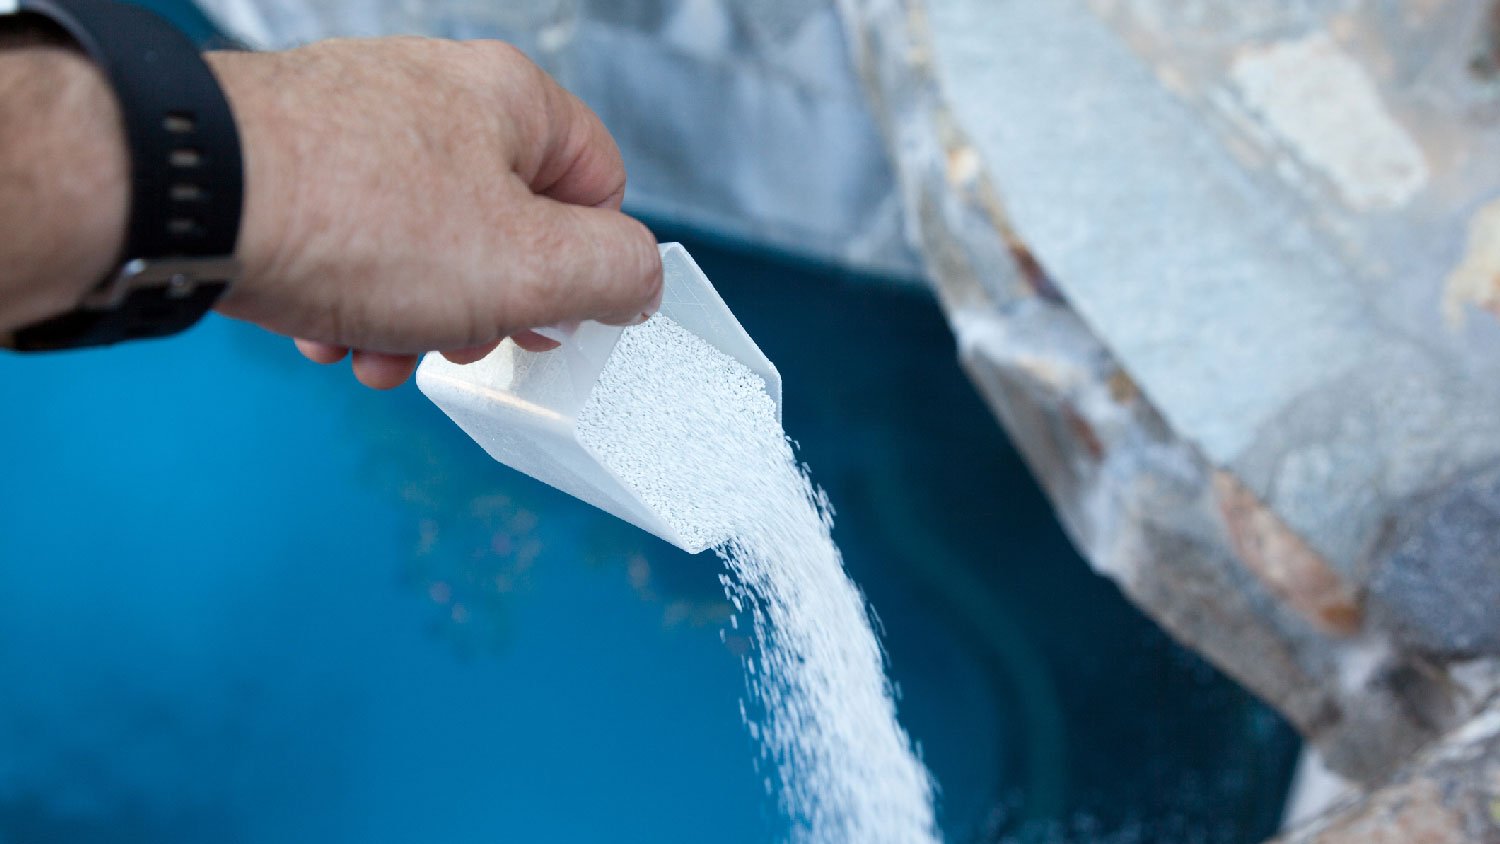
[[632, 311, 652, 325]]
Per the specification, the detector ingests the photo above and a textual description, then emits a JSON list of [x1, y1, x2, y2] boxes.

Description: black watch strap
[[8, 0, 243, 351]]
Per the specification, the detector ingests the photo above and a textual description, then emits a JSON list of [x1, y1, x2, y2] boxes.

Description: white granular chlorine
[[577, 315, 939, 844]]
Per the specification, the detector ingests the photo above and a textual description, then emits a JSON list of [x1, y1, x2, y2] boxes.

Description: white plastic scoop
[[415, 242, 782, 553]]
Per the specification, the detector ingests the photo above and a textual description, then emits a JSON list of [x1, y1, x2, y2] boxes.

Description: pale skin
[[0, 35, 663, 389]]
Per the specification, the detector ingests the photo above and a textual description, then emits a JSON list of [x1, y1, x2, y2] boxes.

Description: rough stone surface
[[1273, 696, 1500, 844], [1371, 460, 1500, 657], [836, 0, 1500, 790]]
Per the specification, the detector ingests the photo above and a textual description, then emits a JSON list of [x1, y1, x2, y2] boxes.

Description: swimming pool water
[[0, 221, 1297, 842]]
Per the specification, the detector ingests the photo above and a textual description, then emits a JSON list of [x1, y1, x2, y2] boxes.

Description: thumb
[[506, 196, 664, 329]]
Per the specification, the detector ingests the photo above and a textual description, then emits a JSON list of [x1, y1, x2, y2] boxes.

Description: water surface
[[0, 232, 1297, 842]]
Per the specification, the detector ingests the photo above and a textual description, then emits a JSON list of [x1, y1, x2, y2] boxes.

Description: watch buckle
[[85, 257, 241, 310]]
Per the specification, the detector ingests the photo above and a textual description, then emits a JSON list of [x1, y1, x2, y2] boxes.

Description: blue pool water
[[0, 224, 1297, 842]]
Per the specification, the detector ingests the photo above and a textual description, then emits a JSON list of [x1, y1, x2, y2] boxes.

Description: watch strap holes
[[170, 183, 206, 203], [169, 147, 203, 168], [168, 217, 204, 238], [163, 111, 197, 134]]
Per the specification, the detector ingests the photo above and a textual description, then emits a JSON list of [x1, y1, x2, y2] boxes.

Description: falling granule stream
[[576, 315, 939, 844]]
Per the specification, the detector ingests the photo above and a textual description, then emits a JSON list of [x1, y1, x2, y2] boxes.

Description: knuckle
[[464, 38, 527, 67], [466, 40, 545, 99]]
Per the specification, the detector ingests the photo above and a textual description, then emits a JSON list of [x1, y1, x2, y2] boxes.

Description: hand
[[206, 38, 663, 389]]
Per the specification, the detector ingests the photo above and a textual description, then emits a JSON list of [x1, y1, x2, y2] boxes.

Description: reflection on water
[[0, 230, 1297, 843]]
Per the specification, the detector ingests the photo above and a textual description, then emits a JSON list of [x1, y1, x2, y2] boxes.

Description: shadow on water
[[0, 791, 237, 844]]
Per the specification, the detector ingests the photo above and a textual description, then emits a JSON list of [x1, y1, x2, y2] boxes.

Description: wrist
[[203, 49, 300, 322], [0, 44, 128, 332]]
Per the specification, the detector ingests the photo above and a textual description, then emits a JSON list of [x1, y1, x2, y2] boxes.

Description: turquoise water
[[0, 228, 1296, 843]]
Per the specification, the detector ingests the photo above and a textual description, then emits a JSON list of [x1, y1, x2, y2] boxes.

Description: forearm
[[0, 40, 128, 334]]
